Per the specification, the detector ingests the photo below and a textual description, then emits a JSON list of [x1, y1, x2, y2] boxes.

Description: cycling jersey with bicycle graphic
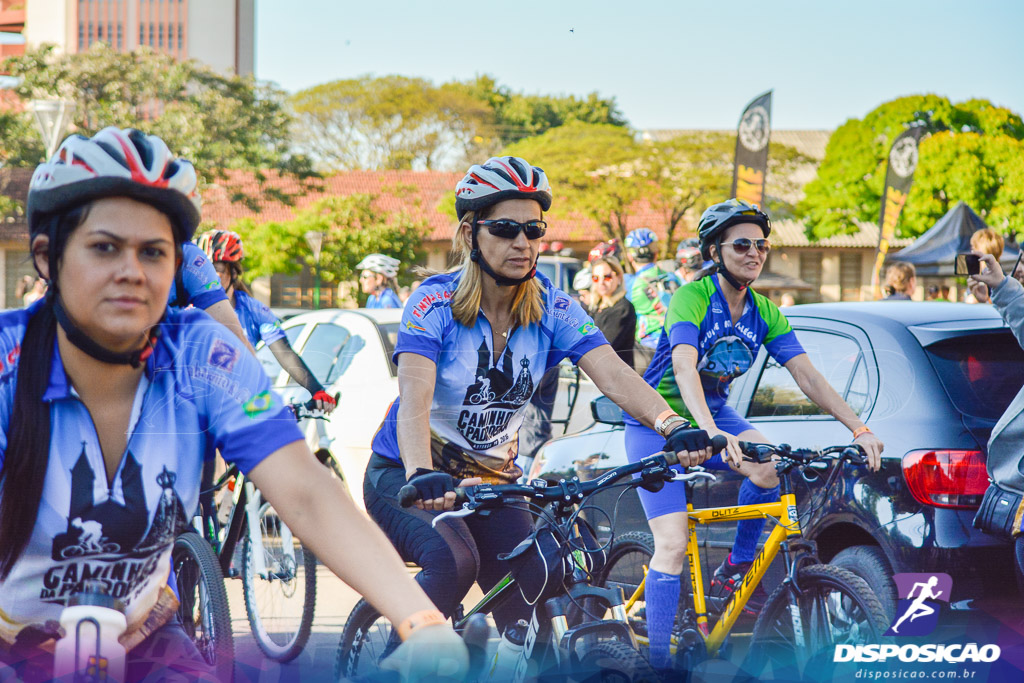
[[371, 271, 607, 484], [625, 275, 805, 425], [0, 303, 303, 645]]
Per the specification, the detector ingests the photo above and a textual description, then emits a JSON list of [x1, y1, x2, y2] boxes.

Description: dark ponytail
[[0, 207, 86, 579]]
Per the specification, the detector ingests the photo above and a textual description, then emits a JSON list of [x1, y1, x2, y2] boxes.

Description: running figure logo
[[885, 573, 952, 636]]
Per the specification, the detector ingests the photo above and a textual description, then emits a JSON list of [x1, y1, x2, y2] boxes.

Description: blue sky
[[256, 0, 1024, 131]]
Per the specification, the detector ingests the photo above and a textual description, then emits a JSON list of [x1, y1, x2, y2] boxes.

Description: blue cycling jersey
[[233, 290, 286, 348], [367, 288, 402, 309], [0, 303, 302, 643], [371, 271, 607, 483], [169, 243, 228, 310]]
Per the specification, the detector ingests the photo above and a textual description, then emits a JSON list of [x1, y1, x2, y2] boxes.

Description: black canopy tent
[[889, 202, 1019, 276]]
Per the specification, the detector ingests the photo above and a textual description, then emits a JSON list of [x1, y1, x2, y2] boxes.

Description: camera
[[955, 253, 981, 277]]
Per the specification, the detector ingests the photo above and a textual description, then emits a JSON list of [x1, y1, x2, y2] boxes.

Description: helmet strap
[[470, 223, 537, 287], [52, 295, 160, 368]]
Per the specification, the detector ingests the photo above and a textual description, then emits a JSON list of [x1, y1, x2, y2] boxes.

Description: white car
[[258, 307, 599, 508]]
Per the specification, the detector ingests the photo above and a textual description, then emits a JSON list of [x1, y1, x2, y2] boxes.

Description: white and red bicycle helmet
[[197, 230, 245, 263], [455, 156, 552, 220], [28, 126, 201, 241]]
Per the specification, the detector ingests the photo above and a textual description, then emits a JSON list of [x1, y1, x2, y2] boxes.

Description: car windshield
[[925, 332, 1024, 420]]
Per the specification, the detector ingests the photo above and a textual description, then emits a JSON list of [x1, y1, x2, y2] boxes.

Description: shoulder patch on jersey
[[578, 321, 597, 335], [208, 338, 239, 372], [409, 288, 453, 320]]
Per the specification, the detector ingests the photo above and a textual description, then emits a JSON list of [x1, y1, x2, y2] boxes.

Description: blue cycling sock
[[731, 480, 780, 564], [645, 568, 680, 670]]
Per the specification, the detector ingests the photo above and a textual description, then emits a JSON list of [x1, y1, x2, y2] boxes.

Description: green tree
[[459, 75, 628, 144], [229, 193, 427, 298], [290, 75, 495, 171], [1, 43, 316, 210], [800, 95, 1024, 239]]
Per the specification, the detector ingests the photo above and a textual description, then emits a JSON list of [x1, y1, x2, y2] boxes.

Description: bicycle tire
[[241, 498, 317, 662], [335, 598, 397, 680], [173, 531, 235, 683], [597, 532, 655, 638], [575, 640, 659, 683], [747, 563, 888, 681]]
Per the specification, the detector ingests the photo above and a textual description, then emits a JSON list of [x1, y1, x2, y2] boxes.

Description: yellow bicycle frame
[[628, 491, 803, 657]]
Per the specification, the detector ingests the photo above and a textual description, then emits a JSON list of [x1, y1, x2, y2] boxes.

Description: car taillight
[[902, 450, 988, 508]]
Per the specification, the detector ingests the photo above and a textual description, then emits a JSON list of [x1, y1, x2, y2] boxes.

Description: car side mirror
[[591, 395, 624, 426]]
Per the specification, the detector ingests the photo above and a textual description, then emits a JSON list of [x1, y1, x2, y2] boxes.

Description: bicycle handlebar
[[397, 434, 729, 509], [288, 392, 340, 420], [739, 441, 867, 467]]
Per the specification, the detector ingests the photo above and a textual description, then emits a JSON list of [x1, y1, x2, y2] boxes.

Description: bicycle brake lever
[[431, 506, 476, 527], [669, 471, 717, 483]]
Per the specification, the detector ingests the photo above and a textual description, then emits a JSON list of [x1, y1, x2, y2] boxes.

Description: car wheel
[[831, 545, 897, 620]]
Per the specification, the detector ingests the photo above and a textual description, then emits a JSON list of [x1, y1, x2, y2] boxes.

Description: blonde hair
[[970, 228, 1003, 260], [590, 256, 626, 310], [884, 261, 916, 296], [449, 209, 545, 329]]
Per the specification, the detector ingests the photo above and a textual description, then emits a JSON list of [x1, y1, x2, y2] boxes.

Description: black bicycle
[[335, 436, 729, 682]]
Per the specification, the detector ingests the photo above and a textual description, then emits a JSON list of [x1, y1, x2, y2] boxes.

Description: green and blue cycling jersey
[[167, 242, 228, 310], [0, 302, 302, 644], [627, 263, 680, 347], [624, 275, 805, 427], [232, 290, 286, 348]]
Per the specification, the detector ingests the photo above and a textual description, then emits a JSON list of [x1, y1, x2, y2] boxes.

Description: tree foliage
[[1, 43, 316, 210], [228, 193, 426, 294], [504, 123, 804, 256], [800, 95, 1024, 239], [290, 74, 627, 172], [290, 75, 495, 172]]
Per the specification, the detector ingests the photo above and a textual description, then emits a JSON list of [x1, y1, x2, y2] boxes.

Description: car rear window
[[925, 332, 1024, 419]]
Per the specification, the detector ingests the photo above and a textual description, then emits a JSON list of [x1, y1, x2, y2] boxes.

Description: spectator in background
[[573, 266, 593, 308], [675, 238, 704, 284], [779, 293, 796, 308], [969, 228, 1005, 304], [588, 256, 636, 367], [883, 262, 916, 300], [358, 253, 403, 308], [15, 275, 47, 307]]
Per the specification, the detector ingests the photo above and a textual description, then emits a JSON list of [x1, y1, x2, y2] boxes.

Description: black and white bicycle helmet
[[455, 156, 551, 220], [28, 126, 201, 242], [356, 253, 401, 279], [697, 199, 771, 262]]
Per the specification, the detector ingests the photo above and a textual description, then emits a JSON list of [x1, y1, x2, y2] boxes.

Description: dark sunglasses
[[722, 238, 771, 255], [476, 219, 547, 240], [591, 273, 615, 283]]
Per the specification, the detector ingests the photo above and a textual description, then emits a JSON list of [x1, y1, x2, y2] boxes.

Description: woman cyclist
[[357, 253, 403, 308], [364, 156, 715, 652], [197, 230, 336, 414], [0, 127, 466, 681], [623, 198, 884, 671]]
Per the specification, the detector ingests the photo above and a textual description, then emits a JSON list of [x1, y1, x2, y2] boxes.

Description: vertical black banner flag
[[871, 125, 926, 298], [731, 90, 773, 207]]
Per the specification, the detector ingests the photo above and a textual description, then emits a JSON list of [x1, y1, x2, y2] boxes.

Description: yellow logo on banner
[[735, 165, 765, 206], [880, 188, 909, 239]]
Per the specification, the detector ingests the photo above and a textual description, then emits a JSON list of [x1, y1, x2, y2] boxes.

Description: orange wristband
[[852, 426, 871, 439], [655, 409, 676, 426], [397, 609, 447, 641]]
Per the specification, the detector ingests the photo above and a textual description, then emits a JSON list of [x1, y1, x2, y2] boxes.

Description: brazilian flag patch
[[243, 390, 274, 418]]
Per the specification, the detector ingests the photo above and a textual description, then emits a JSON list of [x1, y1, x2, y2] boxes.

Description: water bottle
[[53, 581, 127, 683], [487, 619, 528, 682]]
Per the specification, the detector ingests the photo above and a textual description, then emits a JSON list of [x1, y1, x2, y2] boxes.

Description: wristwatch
[[655, 412, 689, 438]]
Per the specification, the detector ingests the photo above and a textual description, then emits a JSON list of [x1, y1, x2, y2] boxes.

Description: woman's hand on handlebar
[[405, 469, 481, 512], [704, 428, 744, 469], [853, 430, 884, 471], [664, 425, 714, 468]]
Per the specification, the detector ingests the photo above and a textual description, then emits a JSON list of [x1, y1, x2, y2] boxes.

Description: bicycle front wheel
[[241, 497, 317, 662], [335, 599, 397, 679], [173, 531, 235, 683], [575, 641, 659, 683], [747, 563, 888, 680], [597, 532, 655, 639]]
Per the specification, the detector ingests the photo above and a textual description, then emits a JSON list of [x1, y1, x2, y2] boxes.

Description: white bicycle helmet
[[356, 253, 401, 279], [455, 156, 552, 220], [28, 126, 201, 241]]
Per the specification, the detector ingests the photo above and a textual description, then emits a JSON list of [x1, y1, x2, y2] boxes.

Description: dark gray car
[[530, 301, 1023, 613]]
